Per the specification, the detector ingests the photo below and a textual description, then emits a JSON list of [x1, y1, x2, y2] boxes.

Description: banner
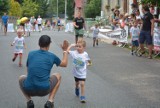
[[153, 28, 160, 51], [7, 23, 15, 32]]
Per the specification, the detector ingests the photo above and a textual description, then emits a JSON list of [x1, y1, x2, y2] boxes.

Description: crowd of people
[[108, 4, 160, 59], [1, 14, 64, 37]]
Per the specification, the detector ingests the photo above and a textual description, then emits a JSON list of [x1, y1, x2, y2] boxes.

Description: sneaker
[[12, 57, 16, 62], [27, 100, 34, 108], [75, 88, 79, 96], [44, 101, 54, 108], [96, 42, 98, 46], [80, 96, 86, 103], [131, 51, 133, 55]]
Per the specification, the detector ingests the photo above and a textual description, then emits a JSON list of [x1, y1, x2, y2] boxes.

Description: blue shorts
[[139, 30, 153, 45], [132, 40, 139, 47]]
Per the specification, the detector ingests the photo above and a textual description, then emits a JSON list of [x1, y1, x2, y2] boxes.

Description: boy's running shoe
[[44, 101, 54, 108], [75, 88, 79, 96], [27, 100, 34, 108], [80, 96, 86, 103]]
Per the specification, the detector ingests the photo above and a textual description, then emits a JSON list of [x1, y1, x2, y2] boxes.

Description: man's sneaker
[[75, 88, 79, 96], [131, 51, 133, 55], [27, 100, 34, 108], [80, 96, 86, 103], [44, 101, 54, 108]]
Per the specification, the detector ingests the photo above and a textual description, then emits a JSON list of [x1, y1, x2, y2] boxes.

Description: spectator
[[131, 3, 137, 15], [139, 5, 154, 59], [1, 12, 9, 36]]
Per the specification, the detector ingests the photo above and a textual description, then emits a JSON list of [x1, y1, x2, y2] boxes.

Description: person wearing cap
[[19, 35, 69, 108]]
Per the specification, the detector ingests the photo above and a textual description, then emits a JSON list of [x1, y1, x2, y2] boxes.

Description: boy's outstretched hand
[[61, 40, 69, 51]]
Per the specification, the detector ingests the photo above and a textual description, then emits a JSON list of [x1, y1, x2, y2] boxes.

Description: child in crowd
[[25, 21, 32, 36], [130, 20, 140, 55], [67, 40, 92, 103], [11, 29, 26, 67], [91, 24, 99, 47]]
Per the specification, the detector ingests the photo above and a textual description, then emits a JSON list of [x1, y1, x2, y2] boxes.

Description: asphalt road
[[0, 30, 160, 108]]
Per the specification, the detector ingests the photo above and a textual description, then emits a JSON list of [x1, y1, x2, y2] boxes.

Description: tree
[[85, 0, 101, 18], [67, 0, 74, 20], [32, 0, 49, 17], [0, 0, 10, 15], [141, 0, 160, 7], [21, 0, 38, 17], [9, 0, 22, 17]]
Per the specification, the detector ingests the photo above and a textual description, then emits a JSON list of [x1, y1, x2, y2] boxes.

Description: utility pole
[[57, 0, 58, 18], [65, 0, 67, 24]]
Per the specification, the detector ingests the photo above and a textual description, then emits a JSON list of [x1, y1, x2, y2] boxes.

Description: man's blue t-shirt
[[2, 15, 9, 25], [23, 50, 61, 91]]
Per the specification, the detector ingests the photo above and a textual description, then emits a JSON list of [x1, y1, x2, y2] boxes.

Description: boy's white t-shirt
[[91, 27, 99, 38], [130, 26, 140, 41], [13, 36, 25, 53], [69, 50, 90, 79], [37, 18, 42, 24]]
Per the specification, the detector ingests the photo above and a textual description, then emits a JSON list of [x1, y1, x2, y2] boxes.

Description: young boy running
[[67, 40, 92, 103], [11, 29, 26, 67]]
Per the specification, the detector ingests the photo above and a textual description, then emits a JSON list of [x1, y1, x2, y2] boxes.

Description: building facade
[[101, 0, 137, 18]]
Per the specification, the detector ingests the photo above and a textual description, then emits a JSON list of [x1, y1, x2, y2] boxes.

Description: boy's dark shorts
[[74, 77, 86, 82], [139, 30, 153, 45], [19, 75, 58, 96], [38, 24, 41, 26], [132, 40, 139, 47]]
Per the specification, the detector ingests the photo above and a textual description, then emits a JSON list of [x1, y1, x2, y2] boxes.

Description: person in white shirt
[[91, 24, 99, 47], [37, 15, 42, 32], [67, 40, 92, 103], [11, 29, 26, 67], [130, 20, 140, 55]]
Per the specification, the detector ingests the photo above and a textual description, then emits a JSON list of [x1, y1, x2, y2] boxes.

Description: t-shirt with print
[[69, 50, 90, 79], [130, 26, 140, 41], [23, 50, 61, 91], [73, 17, 84, 29], [93, 27, 99, 38], [13, 36, 25, 53]]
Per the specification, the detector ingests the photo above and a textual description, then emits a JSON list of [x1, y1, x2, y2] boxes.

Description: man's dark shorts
[[75, 29, 84, 38], [139, 30, 153, 45], [19, 75, 58, 96], [38, 24, 41, 26], [74, 77, 86, 82], [4, 24, 8, 31]]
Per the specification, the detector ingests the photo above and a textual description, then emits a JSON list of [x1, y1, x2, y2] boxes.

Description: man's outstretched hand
[[61, 40, 69, 51]]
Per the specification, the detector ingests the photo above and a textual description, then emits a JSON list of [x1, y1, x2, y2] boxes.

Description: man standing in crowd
[[2, 12, 9, 36], [37, 15, 43, 32], [139, 5, 154, 59], [73, 11, 85, 43]]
